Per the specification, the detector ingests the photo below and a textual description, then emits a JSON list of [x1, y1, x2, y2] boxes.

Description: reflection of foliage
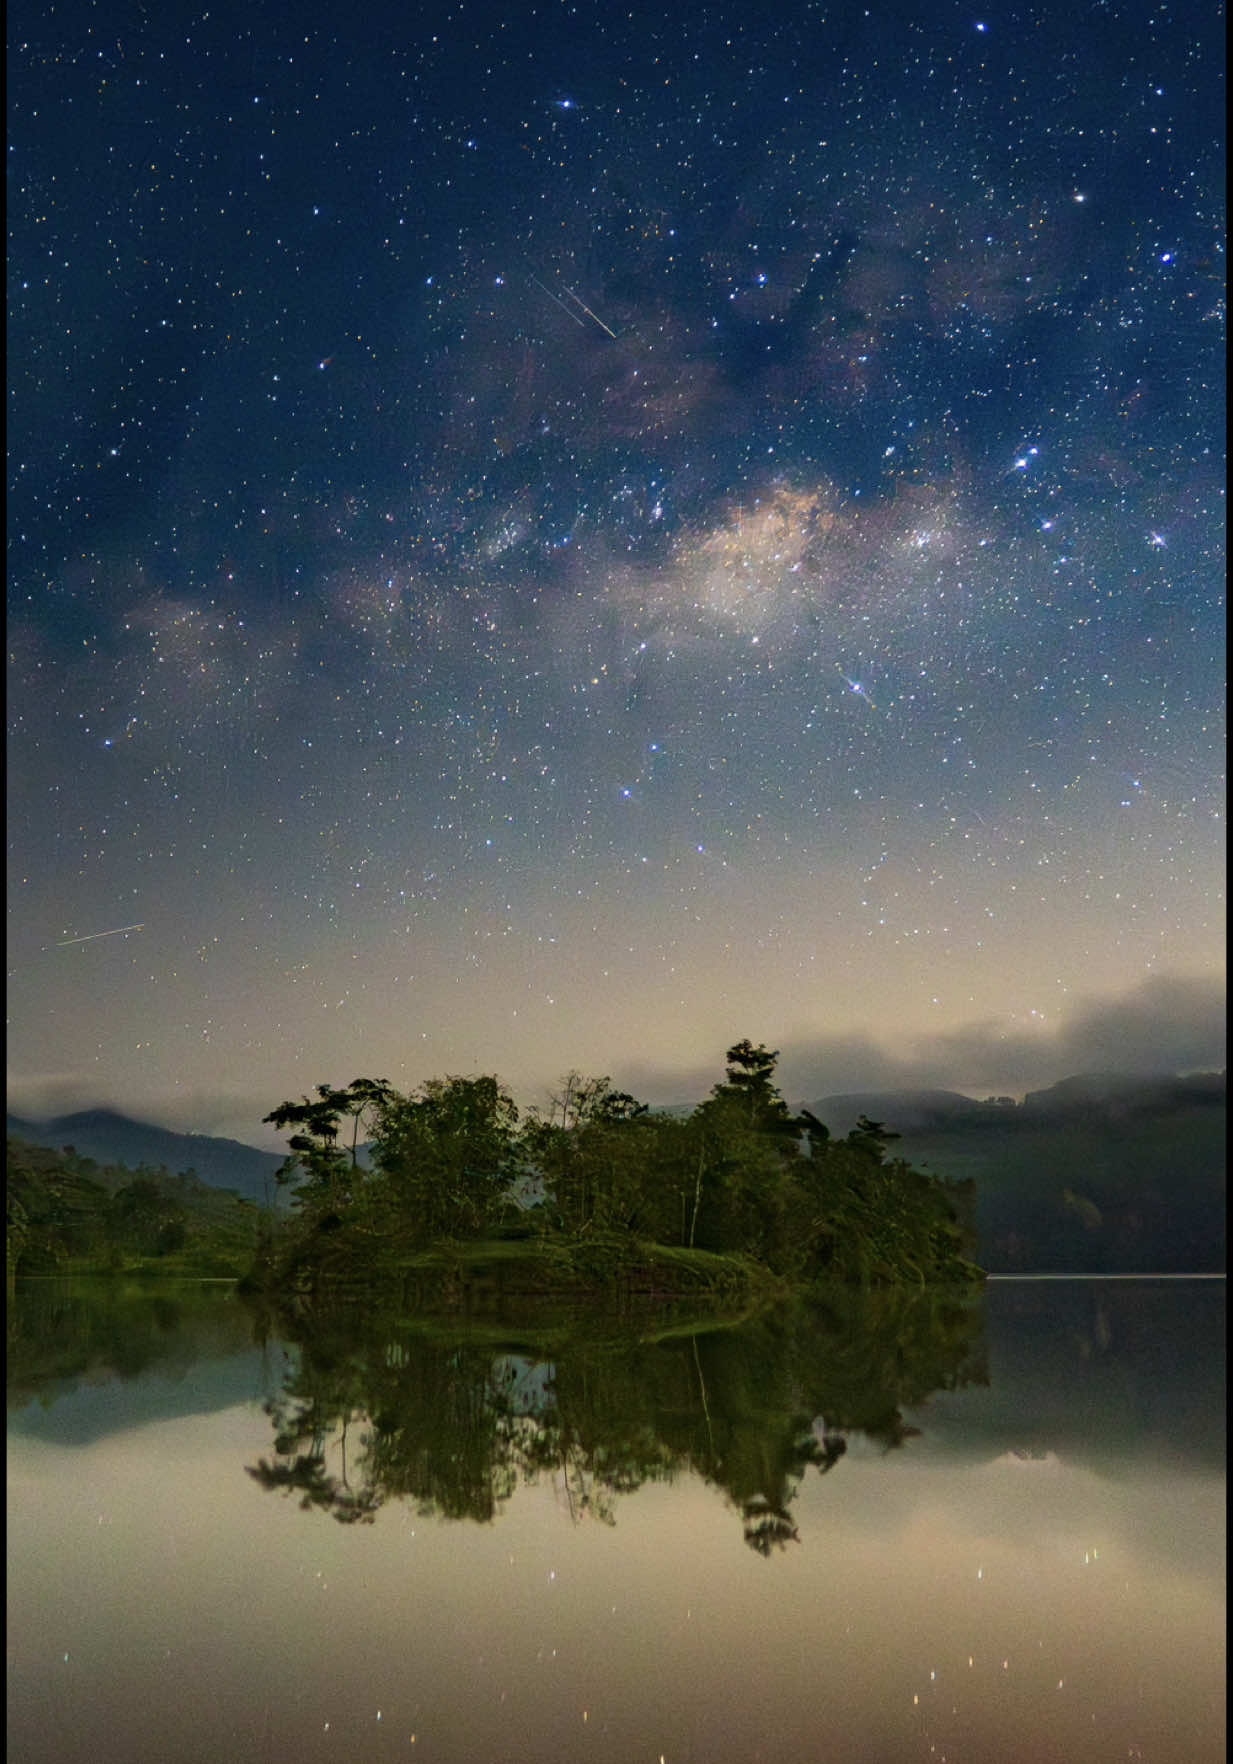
[[248, 1284, 987, 1549], [247, 1442, 382, 1524], [6, 1275, 265, 1406]]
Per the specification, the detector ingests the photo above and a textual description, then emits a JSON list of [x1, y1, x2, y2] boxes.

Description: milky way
[[7, 0, 1224, 1138]]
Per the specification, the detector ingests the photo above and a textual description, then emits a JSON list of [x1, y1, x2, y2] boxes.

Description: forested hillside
[[816, 1074, 1226, 1272], [6, 1138, 267, 1277]]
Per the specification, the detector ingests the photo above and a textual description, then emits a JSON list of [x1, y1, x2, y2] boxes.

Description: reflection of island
[[246, 1286, 988, 1551]]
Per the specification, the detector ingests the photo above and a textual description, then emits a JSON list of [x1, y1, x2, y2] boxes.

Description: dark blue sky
[[7, 0, 1225, 1140]]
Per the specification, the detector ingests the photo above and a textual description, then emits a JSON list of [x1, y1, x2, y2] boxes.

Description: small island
[[251, 1040, 983, 1303]]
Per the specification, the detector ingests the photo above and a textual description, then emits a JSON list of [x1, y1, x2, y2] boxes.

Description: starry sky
[[7, 0, 1225, 1145]]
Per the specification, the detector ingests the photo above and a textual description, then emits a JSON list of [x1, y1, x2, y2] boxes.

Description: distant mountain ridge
[[5, 1108, 284, 1207], [803, 1072, 1225, 1274], [1019, 1070, 1226, 1114], [808, 1072, 1225, 1136], [805, 1087, 996, 1137]]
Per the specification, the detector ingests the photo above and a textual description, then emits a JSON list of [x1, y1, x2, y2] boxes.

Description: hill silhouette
[[4, 1109, 284, 1207], [807, 1073, 1225, 1272]]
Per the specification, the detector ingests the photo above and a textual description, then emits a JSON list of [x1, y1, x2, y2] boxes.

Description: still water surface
[[7, 1276, 1225, 1763]]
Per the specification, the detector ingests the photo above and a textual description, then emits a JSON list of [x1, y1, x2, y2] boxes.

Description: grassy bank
[[255, 1228, 794, 1314]]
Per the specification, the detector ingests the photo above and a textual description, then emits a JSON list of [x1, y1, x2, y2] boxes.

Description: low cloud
[[5, 1071, 284, 1149], [5, 1070, 109, 1124], [778, 972, 1226, 1103], [9, 973, 1224, 1141]]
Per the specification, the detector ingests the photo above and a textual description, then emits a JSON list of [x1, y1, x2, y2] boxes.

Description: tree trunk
[[688, 1145, 705, 1248]]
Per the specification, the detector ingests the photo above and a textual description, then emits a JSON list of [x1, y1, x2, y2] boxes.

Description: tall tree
[[525, 1076, 652, 1232], [685, 1041, 806, 1260], [263, 1077, 393, 1218], [707, 1040, 798, 1137], [374, 1075, 520, 1243]]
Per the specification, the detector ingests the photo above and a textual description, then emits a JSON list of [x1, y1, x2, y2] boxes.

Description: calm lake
[[7, 1275, 1225, 1763]]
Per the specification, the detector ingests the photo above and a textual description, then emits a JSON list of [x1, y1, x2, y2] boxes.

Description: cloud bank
[[775, 972, 1227, 1102], [617, 971, 1227, 1107], [9, 971, 1225, 1142]]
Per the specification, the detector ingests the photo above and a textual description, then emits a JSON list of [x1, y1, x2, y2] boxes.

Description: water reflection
[[5, 1276, 273, 1443], [7, 1278, 1224, 1763], [244, 1286, 988, 1550], [6, 1275, 255, 1393]]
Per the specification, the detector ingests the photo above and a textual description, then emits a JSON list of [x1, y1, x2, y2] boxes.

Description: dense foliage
[[6, 1138, 265, 1277], [259, 1042, 982, 1290], [883, 1077, 1226, 1273]]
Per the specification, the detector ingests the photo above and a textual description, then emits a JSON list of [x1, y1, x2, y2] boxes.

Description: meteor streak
[[529, 274, 587, 327], [529, 273, 618, 337], [560, 283, 618, 338], [56, 923, 145, 946]]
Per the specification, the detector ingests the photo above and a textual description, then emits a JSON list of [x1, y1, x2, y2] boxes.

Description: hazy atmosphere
[[7, 0, 1224, 1146]]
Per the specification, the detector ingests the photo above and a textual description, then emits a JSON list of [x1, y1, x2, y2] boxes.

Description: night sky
[[7, 0, 1225, 1145]]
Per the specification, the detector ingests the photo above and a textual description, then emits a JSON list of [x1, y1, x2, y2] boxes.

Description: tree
[[707, 1040, 797, 1136], [844, 1115, 901, 1163], [524, 1076, 653, 1233], [685, 1042, 806, 1261], [6, 1193, 30, 1275], [263, 1078, 393, 1220], [374, 1075, 520, 1243]]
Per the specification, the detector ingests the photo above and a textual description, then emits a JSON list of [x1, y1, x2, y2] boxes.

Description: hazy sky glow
[[7, 0, 1225, 1144]]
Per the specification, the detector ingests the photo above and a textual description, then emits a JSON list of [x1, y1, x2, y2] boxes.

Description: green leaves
[[259, 1044, 983, 1287], [262, 1078, 397, 1223], [707, 1040, 797, 1135], [372, 1074, 521, 1245]]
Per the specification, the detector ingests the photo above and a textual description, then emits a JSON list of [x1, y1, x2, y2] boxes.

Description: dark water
[[6, 1276, 1225, 1763]]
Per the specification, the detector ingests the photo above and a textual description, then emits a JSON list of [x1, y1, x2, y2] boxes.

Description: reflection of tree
[[247, 1286, 987, 1546], [740, 1498, 800, 1556], [247, 1324, 383, 1521], [6, 1275, 261, 1402], [362, 1347, 520, 1522], [247, 1448, 381, 1523]]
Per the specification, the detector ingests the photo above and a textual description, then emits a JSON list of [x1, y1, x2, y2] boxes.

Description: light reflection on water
[[6, 1277, 1225, 1763]]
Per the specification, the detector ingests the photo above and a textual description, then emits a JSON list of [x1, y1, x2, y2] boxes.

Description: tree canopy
[[258, 1042, 982, 1289]]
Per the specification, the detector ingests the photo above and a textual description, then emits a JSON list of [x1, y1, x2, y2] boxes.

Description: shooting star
[[56, 923, 145, 946], [529, 273, 586, 327], [529, 273, 618, 338], [560, 283, 618, 338]]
